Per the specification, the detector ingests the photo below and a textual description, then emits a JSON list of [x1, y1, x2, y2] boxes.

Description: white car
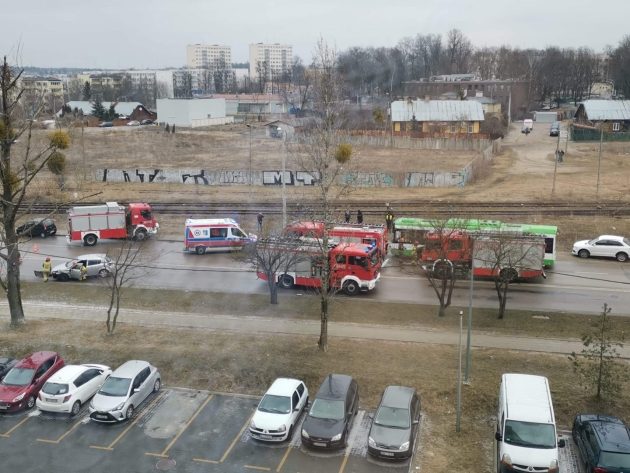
[[572, 235, 630, 262], [37, 364, 111, 416], [249, 378, 308, 442], [89, 360, 160, 423]]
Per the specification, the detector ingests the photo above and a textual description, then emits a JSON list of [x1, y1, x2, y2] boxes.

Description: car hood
[[502, 443, 558, 469], [302, 415, 345, 439], [573, 240, 590, 248], [369, 424, 411, 448], [91, 393, 127, 411], [251, 410, 291, 430], [0, 384, 28, 401], [51, 263, 70, 273]]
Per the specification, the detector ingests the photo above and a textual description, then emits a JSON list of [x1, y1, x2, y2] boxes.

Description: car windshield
[[624, 238, 630, 246], [600, 451, 630, 468], [42, 382, 69, 395], [1, 367, 35, 386], [257, 394, 291, 414], [308, 399, 345, 420], [504, 420, 556, 449], [98, 376, 131, 397], [374, 406, 410, 429], [588, 239, 599, 245]]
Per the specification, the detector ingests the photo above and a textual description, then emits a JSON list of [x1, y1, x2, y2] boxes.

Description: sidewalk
[[2, 301, 629, 358]]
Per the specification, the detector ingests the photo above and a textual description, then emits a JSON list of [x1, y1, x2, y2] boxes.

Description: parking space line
[[145, 394, 213, 458], [89, 392, 165, 451], [191, 458, 219, 464], [244, 466, 271, 472], [36, 417, 84, 444], [0, 416, 30, 438], [275, 445, 292, 472], [338, 453, 350, 473], [220, 413, 253, 463]]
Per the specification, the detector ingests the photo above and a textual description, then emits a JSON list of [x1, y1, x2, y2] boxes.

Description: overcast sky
[[3, 0, 628, 69]]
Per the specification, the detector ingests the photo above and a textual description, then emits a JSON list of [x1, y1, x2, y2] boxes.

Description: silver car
[[51, 254, 112, 281], [89, 360, 160, 422]]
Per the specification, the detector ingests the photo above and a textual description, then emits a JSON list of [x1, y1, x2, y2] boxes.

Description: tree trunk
[[498, 282, 509, 319], [319, 296, 328, 352], [4, 230, 24, 326], [112, 290, 121, 333], [269, 281, 278, 305]]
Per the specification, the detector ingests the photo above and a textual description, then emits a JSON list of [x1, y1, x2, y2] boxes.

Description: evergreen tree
[[91, 99, 106, 120], [107, 104, 117, 121], [82, 81, 91, 101]]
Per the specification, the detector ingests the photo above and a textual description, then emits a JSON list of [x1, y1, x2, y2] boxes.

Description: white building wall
[[157, 98, 227, 127], [186, 44, 232, 69], [249, 43, 292, 79]]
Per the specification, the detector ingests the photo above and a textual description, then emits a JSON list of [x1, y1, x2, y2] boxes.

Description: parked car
[[126, 120, 140, 126], [368, 386, 420, 460], [0, 352, 65, 412], [549, 121, 560, 137], [51, 254, 113, 281], [572, 235, 630, 262], [0, 358, 17, 382], [37, 364, 111, 416], [572, 414, 630, 473], [89, 360, 160, 422], [98, 122, 113, 128], [140, 119, 153, 125], [249, 378, 308, 442], [301, 374, 359, 449], [16, 218, 57, 238]]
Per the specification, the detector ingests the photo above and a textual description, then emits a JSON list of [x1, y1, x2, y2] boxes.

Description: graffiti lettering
[[341, 172, 394, 187]]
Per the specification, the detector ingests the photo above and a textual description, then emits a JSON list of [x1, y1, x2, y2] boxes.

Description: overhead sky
[[3, 0, 628, 69]]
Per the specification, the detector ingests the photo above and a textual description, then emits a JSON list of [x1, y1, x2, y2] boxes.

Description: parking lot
[[0, 388, 417, 473]]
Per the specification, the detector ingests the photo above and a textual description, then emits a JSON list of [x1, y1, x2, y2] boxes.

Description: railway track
[[25, 201, 630, 217]]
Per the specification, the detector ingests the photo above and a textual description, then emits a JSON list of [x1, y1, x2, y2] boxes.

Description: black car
[[572, 414, 630, 473], [301, 374, 359, 449], [0, 357, 17, 382], [368, 386, 420, 460], [550, 121, 560, 137], [16, 218, 57, 238]]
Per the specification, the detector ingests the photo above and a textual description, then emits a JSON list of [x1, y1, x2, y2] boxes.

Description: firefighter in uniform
[[80, 263, 88, 281], [42, 257, 52, 282]]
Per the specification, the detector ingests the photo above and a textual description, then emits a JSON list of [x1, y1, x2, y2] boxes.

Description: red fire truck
[[284, 221, 389, 259], [257, 241, 381, 295], [421, 231, 546, 281], [67, 202, 159, 246]]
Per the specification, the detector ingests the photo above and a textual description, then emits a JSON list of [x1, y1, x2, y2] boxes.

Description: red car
[[0, 351, 65, 412]]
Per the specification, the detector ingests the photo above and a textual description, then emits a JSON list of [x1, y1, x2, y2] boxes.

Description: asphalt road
[[15, 237, 630, 316]]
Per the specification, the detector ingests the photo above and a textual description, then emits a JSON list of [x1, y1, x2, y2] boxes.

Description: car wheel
[[125, 405, 134, 420], [134, 228, 148, 241], [58, 273, 70, 282], [343, 280, 360, 296], [50, 229, 57, 236], [616, 252, 628, 262], [98, 268, 110, 278], [71, 401, 81, 416], [84, 234, 98, 246], [195, 246, 206, 255], [153, 379, 161, 393], [278, 274, 294, 289], [578, 249, 590, 258], [26, 396, 35, 409], [40, 232, 46, 238]]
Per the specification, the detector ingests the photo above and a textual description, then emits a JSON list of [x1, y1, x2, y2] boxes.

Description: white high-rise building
[[249, 43, 292, 80], [186, 44, 232, 69]]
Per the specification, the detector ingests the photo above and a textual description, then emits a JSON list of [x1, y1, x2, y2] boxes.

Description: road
[[14, 237, 630, 315]]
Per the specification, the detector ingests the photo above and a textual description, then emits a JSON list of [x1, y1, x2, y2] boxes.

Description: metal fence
[[571, 126, 630, 142]]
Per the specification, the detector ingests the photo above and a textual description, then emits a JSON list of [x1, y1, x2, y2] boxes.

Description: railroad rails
[[25, 201, 630, 217]]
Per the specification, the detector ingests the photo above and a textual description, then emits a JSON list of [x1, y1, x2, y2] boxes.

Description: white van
[[495, 374, 565, 473], [184, 218, 256, 254], [521, 119, 534, 133]]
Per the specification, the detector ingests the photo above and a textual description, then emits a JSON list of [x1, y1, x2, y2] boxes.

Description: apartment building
[[21, 76, 64, 99], [249, 43, 292, 80], [186, 44, 232, 69]]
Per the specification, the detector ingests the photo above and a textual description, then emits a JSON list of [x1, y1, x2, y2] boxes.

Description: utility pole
[[456, 311, 463, 433], [246, 124, 253, 187], [596, 126, 603, 199], [279, 127, 287, 227], [464, 243, 474, 383]]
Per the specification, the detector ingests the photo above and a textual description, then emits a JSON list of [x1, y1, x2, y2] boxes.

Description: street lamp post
[[246, 124, 253, 187]]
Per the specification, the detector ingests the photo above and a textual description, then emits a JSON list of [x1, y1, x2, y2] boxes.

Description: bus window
[[544, 237, 554, 254]]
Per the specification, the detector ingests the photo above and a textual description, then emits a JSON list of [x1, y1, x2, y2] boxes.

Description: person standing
[[344, 209, 351, 224], [80, 263, 88, 281], [257, 212, 264, 234], [386, 210, 394, 232], [42, 257, 52, 282], [357, 209, 363, 225]]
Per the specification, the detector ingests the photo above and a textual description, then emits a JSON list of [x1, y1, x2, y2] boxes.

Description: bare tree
[[103, 239, 149, 334], [1, 56, 71, 326], [243, 236, 308, 304], [475, 233, 546, 319], [295, 39, 352, 352], [569, 303, 628, 401]]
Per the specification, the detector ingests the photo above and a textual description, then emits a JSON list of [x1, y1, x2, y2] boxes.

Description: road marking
[[276, 444, 292, 472], [36, 417, 84, 444], [220, 414, 252, 463], [338, 452, 350, 473], [145, 394, 213, 458], [89, 392, 164, 451], [0, 416, 30, 438], [192, 458, 219, 464], [244, 466, 271, 471]]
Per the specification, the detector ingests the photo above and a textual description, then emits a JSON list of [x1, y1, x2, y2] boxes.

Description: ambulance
[[184, 218, 255, 254]]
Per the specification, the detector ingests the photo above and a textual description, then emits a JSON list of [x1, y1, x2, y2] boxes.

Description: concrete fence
[[340, 133, 493, 151]]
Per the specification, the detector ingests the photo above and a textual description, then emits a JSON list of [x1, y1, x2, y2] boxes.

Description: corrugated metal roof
[[581, 100, 630, 120], [391, 99, 484, 122], [113, 102, 142, 116]]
